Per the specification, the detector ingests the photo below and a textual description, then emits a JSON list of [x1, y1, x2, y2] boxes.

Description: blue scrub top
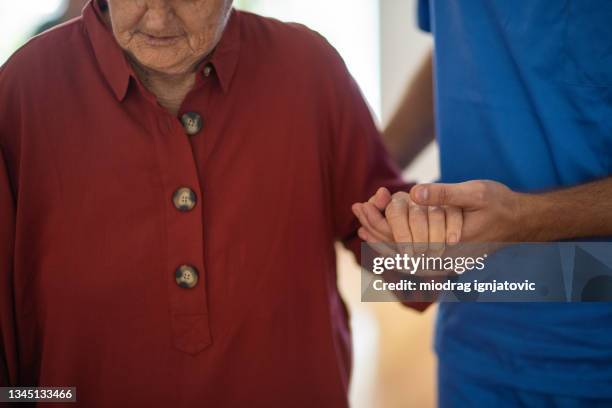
[[418, 0, 612, 398]]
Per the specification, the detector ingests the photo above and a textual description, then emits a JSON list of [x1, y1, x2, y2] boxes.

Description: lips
[[139, 32, 182, 46]]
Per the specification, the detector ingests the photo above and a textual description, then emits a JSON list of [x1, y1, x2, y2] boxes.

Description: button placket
[[152, 109, 211, 355]]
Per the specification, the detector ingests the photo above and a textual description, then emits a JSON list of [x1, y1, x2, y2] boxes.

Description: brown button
[[172, 187, 197, 212], [175, 265, 199, 289], [180, 112, 203, 136], [203, 64, 213, 77]]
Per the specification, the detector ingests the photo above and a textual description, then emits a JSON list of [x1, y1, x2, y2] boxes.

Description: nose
[[142, 0, 175, 33]]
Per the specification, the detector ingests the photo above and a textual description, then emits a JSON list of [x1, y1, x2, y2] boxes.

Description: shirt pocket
[[563, 0, 612, 87]]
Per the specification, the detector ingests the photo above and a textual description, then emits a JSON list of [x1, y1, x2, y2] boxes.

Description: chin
[[147, 64, 190, 76], [133, 54, 192, 76]]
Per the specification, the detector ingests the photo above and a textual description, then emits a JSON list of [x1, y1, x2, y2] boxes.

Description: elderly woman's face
[[107, 0, 232, 75]]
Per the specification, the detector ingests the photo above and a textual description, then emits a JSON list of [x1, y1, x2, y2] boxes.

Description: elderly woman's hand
[[352, 187, 463, 256]]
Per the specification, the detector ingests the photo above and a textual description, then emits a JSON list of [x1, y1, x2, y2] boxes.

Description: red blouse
[[0, 1, 416, 406]]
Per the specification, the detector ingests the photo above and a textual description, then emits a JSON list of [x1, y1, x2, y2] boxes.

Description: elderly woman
[[0, 0, 459, 406]]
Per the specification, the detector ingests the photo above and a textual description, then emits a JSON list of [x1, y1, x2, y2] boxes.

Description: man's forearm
[[520, 177, 612, 241], [383, 50, 435, 169]]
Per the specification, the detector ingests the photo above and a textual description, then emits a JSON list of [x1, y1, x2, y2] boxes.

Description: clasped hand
[[352, 180, 525, 255]]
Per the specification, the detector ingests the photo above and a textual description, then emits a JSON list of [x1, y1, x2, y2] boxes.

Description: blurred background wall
[[0, 1, 438, 406]]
